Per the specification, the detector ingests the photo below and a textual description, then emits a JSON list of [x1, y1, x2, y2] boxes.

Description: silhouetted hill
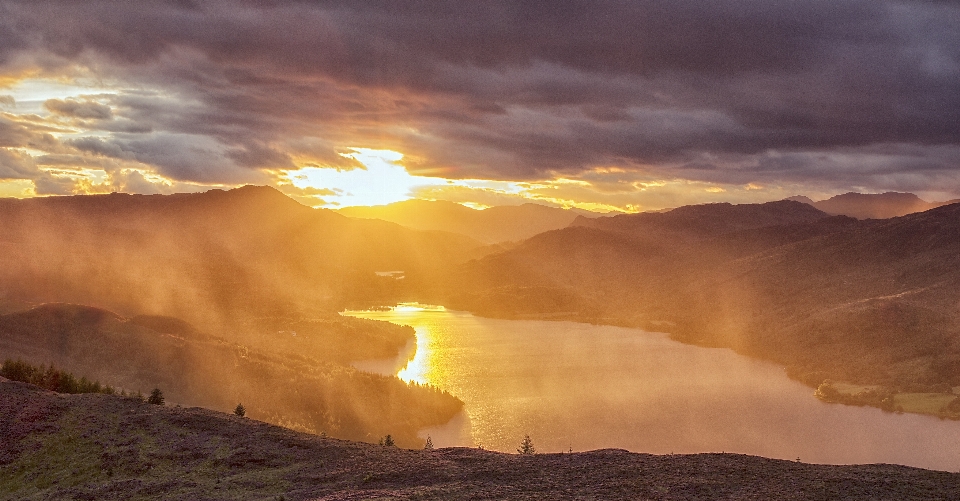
[[0, 186, 486, 328], [0, 303, 461, 447], [338, 199, 607, 243], [786, 191, 956, 219], [436, 201, 960, 415], [785, 195, 816, 205], [570, 200, 829, 240], [4, 378, 958, 500]]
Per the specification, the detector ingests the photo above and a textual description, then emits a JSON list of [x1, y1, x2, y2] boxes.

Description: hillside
[[788, 192, 960, 219], [0, 304, 461, 447], [436, 201, 960, 416], [338, 199, 607, 244], [0, 186, 485, 328], [3, 378, 959, 501], [570, 200, 831, 237]]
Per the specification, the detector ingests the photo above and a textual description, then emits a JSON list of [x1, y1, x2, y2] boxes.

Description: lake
[[344, 304, 960, 471]]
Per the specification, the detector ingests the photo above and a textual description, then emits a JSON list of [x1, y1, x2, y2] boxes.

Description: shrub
[[424, 435, 434, 450], [234, 403, 246, 417], [147, 388, 165, 405]]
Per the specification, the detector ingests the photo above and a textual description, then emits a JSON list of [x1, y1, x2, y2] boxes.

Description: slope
[[2, 378, 958, 500], [0, 303, 461, 447]]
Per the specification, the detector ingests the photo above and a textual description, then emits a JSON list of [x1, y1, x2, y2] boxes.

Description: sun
[[286, 148, 448, 207]]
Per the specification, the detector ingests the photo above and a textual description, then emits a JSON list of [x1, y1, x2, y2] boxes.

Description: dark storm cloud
[[0, 0, 958, 191]]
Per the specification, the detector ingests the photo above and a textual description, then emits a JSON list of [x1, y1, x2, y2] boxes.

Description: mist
[[0, 186, 479, 447]]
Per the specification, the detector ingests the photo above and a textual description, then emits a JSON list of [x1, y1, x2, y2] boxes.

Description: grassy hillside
[[2, 378, 958, 500], [0, 304, 461, 448]]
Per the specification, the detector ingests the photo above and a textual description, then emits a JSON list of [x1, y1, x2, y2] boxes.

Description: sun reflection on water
[[340, 304, 960, 468], [387, 303, 446, 384], [396, 326, 430, 384]]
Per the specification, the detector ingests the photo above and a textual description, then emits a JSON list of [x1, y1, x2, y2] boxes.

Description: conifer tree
[[517, 434, 535, 455], [234, 403, 246, 417], [147, 388, 164, 405], [424, 435, 434, 450]]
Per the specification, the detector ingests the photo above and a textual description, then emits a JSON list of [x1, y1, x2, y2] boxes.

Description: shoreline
[[349, 302, 960, 423]]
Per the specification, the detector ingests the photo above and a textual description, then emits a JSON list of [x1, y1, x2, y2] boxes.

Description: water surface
[[345, 304, 960, 471]]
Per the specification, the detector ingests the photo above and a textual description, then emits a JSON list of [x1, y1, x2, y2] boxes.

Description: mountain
[[785, 195, 816, 205], [4, 378, 958, 500], [0, 187, 492, 446], [338, 199, 608, 244], [570, 200, 830, 239], [0, 186, 486, 327], [787, 191, 958, 219], [436, 200, 960, 416], [0, 303, 461, 447]]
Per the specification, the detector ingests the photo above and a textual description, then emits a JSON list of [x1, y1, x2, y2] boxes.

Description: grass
[[0, 414, 106, 497], [828, 382, 882, 395], [0, 398, 295, 501], [892, 393, 959, 416]]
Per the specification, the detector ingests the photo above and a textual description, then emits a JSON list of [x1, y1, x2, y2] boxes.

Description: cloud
[[107, 132, 267, 184], [0, 147, 39, 179], [68, 136, 129, 159], [109, 169, 170, 195], [44, 98, 113, 120], [0, 0, 956, 197], [31, 171, 76, 195]]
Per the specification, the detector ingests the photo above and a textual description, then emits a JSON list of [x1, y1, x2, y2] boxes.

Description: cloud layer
[[0, 0, 958, 205]]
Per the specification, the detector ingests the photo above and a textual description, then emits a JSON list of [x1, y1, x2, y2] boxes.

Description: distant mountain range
[[338, 199, 608, 244], [786, 191, 960, 219], [3, 186, 960, 422], [0, 186, 487, 325], [570, 200, 828, 238], [0, 186, 478, 446], [437, 199, 960, 413]]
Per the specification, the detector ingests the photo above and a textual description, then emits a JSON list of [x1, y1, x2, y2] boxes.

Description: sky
[[0, 0, 958, 212]]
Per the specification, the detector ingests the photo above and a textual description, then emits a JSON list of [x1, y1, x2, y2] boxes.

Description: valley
[[2, 187, 959, 462]]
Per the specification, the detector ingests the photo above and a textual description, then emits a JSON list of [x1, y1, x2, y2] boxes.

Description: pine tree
[[517, 434, 535, 455], [234, 403, 246, 417], [380, 434, 395, 447], [424, 435, 434, 450], [147, 388, 164, 405]]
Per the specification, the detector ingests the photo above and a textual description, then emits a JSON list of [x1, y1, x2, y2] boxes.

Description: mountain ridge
[[435, 200, 960, 416], [338, 199, 608, 244], [0, 186, 488, 327], [569, 200, 829, 239], [785, 191, 959, 219]]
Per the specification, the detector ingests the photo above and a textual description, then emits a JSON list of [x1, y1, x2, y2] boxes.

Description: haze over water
[[346, 305, 960, 471]]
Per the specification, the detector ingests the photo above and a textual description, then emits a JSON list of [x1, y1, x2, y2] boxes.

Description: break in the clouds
[[0, 0, 957, 208]]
